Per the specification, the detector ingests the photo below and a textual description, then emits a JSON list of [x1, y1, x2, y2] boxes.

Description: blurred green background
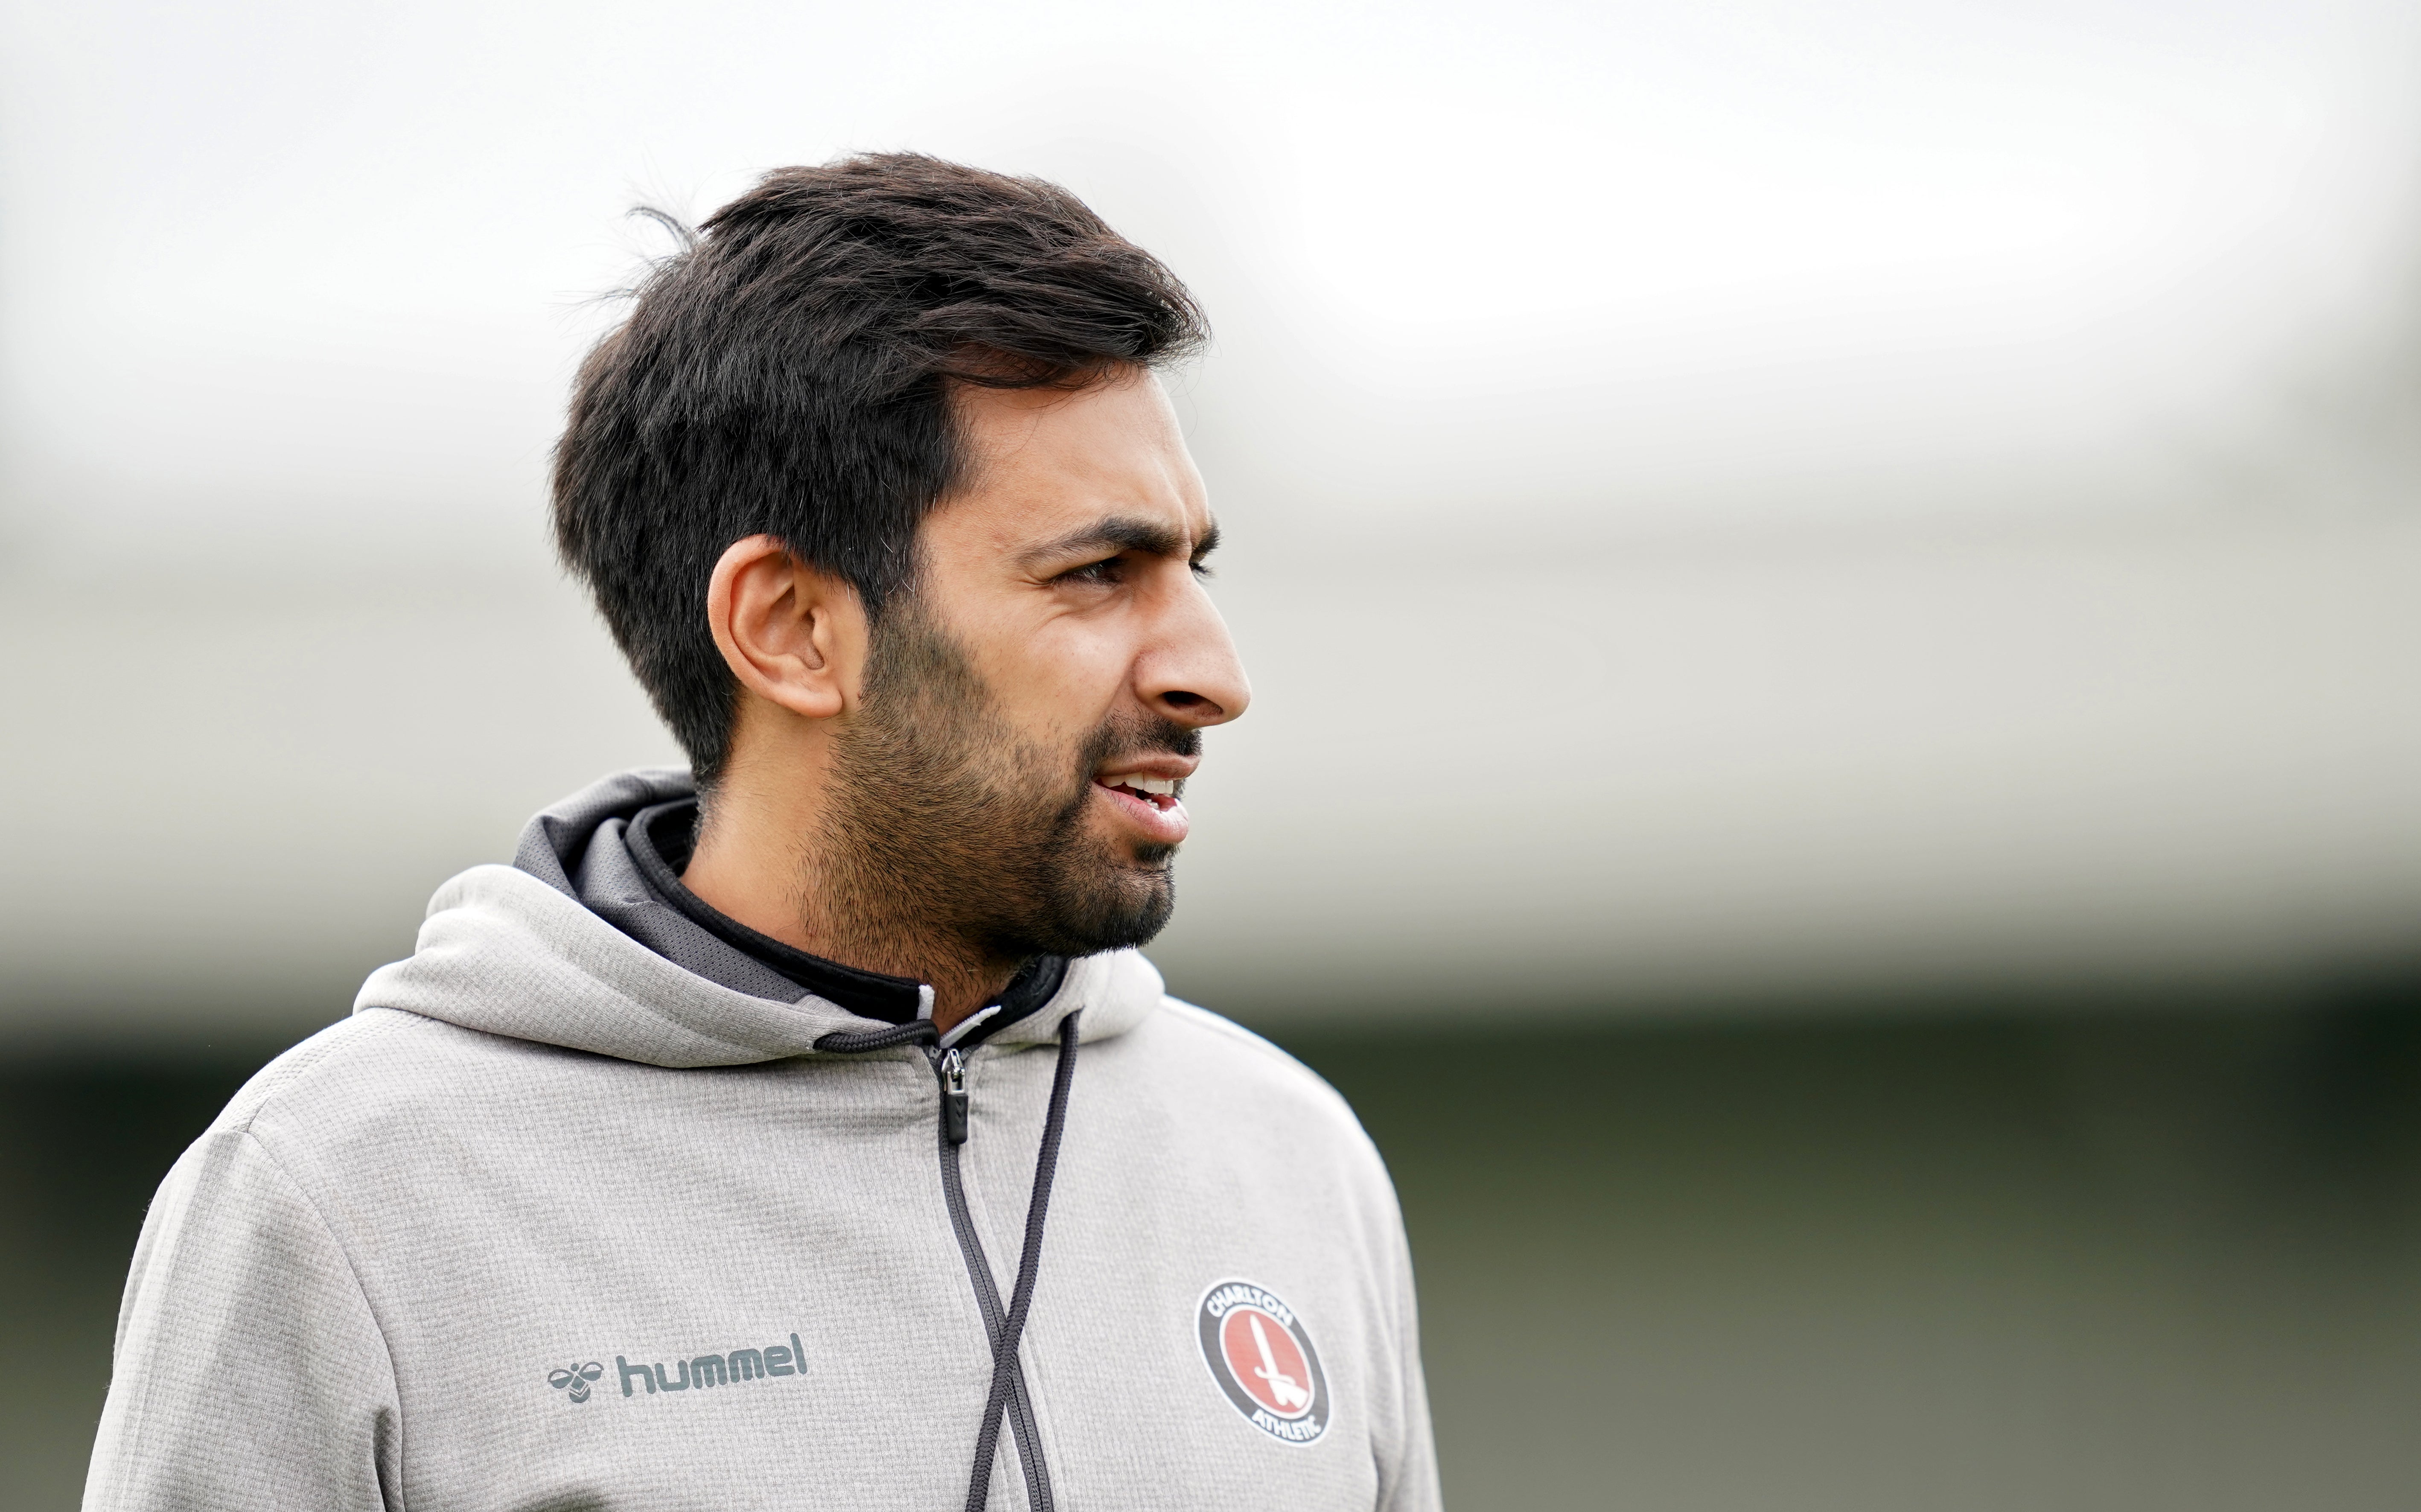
[[12, 980, 2420, 1510]]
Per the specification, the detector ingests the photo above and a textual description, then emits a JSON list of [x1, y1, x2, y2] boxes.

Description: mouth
[[1096, 773, 1180, 810], [1091, 767, 1192, 847]]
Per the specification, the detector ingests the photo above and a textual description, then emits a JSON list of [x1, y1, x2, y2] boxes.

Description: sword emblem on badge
[[1248, 1312, 1311, 1410]]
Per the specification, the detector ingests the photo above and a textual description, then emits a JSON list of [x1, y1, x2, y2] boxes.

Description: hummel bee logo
[[547, 1361, 605, 1403]]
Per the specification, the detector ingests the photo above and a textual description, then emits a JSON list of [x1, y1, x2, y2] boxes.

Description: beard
[[817, 598, 1200, 964]]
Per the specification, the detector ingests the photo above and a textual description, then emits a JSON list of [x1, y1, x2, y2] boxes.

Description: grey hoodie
[[84, 771, 1439, 1512]]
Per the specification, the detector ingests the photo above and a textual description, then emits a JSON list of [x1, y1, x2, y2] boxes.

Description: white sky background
[[5, 0, 2417, 559], [2, 0, 2418, 1033]]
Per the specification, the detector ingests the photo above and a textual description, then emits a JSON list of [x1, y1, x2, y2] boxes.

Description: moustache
[[1075, 714, 1202, 772]]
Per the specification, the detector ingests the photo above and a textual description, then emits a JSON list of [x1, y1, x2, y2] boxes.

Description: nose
[[1140, 580, 1251, 729]]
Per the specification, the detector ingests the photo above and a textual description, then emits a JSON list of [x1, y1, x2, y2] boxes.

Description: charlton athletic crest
[[1196, 1279, 1330, 1445]]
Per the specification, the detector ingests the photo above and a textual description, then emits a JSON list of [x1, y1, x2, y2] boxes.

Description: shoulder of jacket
[[213, 1005, 499, 1138], [1140, 996, 1368, 1132]]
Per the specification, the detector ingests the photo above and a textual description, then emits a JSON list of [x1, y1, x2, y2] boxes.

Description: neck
[[680, 750, 1021, 1032]]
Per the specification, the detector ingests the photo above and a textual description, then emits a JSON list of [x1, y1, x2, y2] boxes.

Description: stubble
[[810, 600, 1197, 991]]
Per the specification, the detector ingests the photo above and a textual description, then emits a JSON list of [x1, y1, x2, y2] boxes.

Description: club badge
[[1196, 1279, 1330, 1445]]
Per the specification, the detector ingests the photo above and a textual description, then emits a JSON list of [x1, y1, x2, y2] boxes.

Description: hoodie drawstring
[[812, 1019, 941, 1054], [964, 1010, 1080, 1512]]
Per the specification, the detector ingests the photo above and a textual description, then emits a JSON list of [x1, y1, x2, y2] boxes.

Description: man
[[85, 154, 1439, 1511]]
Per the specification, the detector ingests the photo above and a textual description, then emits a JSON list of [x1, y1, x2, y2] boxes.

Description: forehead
[[934, 371, 1210, 550]]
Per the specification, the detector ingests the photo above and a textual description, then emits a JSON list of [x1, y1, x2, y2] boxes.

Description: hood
[[354, 769, 1166, 1068]]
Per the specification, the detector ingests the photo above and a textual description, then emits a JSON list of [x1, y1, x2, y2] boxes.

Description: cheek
[[987, 623, 1130, 744]]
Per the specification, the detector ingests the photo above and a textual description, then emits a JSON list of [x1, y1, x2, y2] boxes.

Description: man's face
[[822, 370, 1250, 960]]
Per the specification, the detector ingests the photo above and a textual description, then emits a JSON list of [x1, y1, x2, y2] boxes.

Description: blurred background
[[3, 0, 2419, 1506]]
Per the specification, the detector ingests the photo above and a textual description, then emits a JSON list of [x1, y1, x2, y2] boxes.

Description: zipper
[[810, 1015, 1077, 1512], [928, 1043, 1055, 1512], [941, 1048, 971, 1145]]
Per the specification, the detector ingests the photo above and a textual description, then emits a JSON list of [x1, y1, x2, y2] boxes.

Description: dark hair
[[552, 153, 1208, 784]]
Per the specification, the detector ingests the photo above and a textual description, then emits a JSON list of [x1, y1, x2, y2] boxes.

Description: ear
[[706, 535, 867, 722]]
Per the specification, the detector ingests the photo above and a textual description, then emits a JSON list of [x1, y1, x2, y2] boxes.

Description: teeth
[[1105, 775, 1179, 797]]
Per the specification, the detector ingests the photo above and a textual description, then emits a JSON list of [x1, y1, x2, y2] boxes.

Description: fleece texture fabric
[[83, 770, 1440, 1512]]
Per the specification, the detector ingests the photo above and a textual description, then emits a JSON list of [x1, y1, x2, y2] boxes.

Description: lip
[[1092, 753, 1200, 785]]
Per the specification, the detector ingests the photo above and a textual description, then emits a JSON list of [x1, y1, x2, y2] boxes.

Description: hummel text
[[616, 1332, 807, 1398]]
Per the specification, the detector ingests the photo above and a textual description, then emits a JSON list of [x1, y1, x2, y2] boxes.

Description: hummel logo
[[547, 1361, 604, 1403], [539, 1331, 807, 1405]]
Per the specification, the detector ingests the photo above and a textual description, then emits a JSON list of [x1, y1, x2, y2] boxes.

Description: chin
[[1033, 861, 1174, 957]]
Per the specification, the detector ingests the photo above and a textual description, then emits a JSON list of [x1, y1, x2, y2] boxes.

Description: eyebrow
[[1022, 514, 1222, 571]]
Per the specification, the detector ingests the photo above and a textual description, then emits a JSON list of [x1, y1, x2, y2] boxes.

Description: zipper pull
[[940, 1047, 970, 1146]]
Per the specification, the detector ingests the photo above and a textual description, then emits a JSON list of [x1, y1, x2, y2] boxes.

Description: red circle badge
[[1196, 1279, 1329, 1445]]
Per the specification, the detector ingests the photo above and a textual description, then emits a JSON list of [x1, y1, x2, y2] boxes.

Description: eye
[[1058, 555, 1125, 586], [1189, 558, 1215, 580]]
